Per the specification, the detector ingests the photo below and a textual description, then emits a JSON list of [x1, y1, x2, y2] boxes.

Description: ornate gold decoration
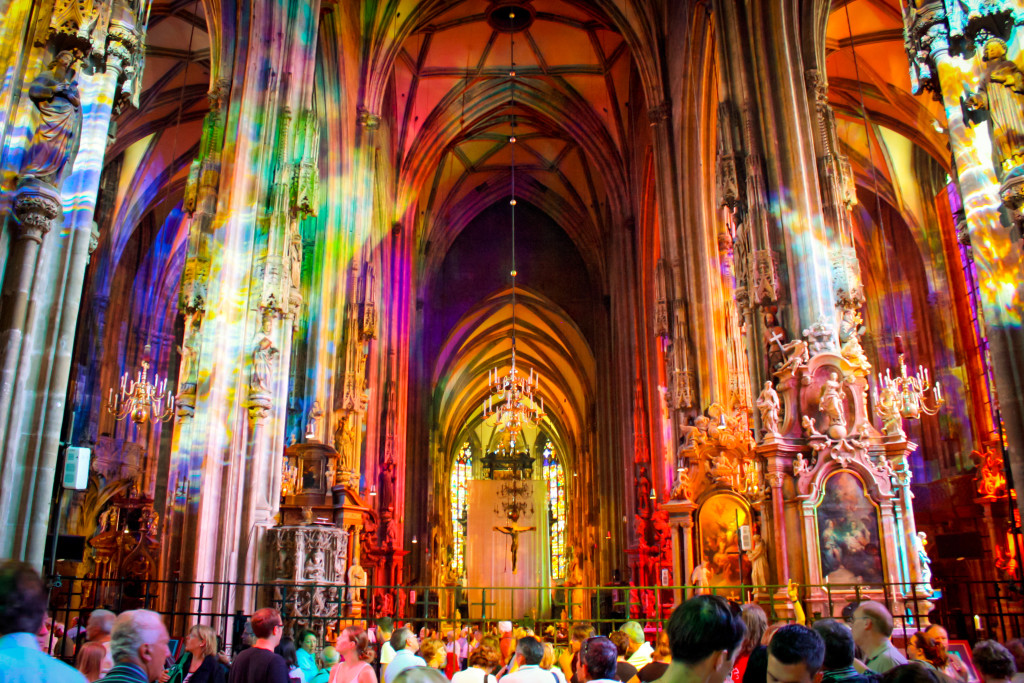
[[107, 345, 175, 424]]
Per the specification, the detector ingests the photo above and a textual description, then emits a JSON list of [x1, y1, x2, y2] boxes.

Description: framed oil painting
[[697, 494, 750, 594], [816, 471, 883, 584]]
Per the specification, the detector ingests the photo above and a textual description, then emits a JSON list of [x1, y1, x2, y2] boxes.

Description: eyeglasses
[[845, 615, 869, 625]]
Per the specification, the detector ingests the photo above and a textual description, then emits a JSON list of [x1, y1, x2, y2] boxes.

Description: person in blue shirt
[[0, 561, 88, 682]]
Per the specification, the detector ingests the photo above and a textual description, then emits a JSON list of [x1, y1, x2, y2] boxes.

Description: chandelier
[[494, 477, 534, 522], [481, 9, 544, 438], [874, 336, 944, 421], [107, 346, 175, 424]]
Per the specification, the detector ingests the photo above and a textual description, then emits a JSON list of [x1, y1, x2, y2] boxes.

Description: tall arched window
[[450, 442, 472, 577], [543, 442, 567, 580]]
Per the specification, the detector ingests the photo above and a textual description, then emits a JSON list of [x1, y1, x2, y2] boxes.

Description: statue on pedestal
[[348, 560, 367, 603], [20, 50, 82, 187], [747, 535, 769, 589], [756, 382, 781, 437], [818, 372, 847, 432], [691, 561, 711, 595], [966, 38, 1024, 174]]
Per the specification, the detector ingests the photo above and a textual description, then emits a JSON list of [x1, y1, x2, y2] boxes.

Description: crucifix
[[493, 522, 536, 573]]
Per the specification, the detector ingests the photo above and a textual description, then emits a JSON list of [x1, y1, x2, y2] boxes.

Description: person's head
[[849, 601, 893, 650], [498, 621, 513, 635], [580, 636, 618, 682], [110, 610, 171, 683], [571, 623, 596, 652], [393, 626, 419, 653], [1004, 640, 1024, 674], [609, 631, 630, 658], [420, 638, 446, 668], [86, 609, 116, 642], [740, 604, 769, 657], [653, 630, 671, 663], [0, 562, 47, 637], [923, 624, 947, 649], [393, 666, 450, 683], [906, 632, 942, 666], [880, 662, 944, 683], [470, 643, 500, 671], [983, 38, 1008, 61], [767, 625, 825, 683], [300, 629, 318, 654], [338, 625, 373, 662], [973, 641, 1017, 682], [377, 618, 394, 639], [251, 607, 283, 646], [277, 637, 299, 667], [515, 635, 544, 667], [185, 624, 218, 658], [811, 619, 854, 671], [76, 641, 108, 681], [541, 642, 557, 670], [620, 621, 645, 654], [666, 595, 746, 682], [323, 646, 341, 666]]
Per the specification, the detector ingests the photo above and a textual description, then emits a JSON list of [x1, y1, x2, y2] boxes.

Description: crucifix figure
[[493, 523, 535, 573]]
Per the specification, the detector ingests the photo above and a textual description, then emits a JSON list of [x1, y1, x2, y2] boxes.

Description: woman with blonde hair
[[166, 623, 227, 683], [331, 625, 377, 683], [541, 642, 568, 683], [452, 643, 501, 683], [76, 641, 108, 682], [419, 639, 447, 671]]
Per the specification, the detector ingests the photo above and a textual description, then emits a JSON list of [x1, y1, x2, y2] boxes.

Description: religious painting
[[298, 457, 326, 494], [816, 471, 883, 584], [697, 494, 749, 593]]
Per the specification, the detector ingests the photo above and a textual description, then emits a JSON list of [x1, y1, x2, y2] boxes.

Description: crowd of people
[[4, 561, 1024, 683]]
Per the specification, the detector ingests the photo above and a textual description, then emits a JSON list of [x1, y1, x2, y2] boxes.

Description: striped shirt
[[100, 662, 149, 682]]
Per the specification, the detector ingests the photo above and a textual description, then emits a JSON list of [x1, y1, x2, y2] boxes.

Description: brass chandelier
[[107, 345, 175, 424], [481, 8, 544, 440]]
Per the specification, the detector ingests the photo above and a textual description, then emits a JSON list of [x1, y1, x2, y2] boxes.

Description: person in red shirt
[[732, 604, 767, 683]]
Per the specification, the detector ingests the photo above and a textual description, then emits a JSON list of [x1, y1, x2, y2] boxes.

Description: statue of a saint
[[967, 39, 1024, 174], [818, 371, 846, 427], [493, 523, 535, 573], [347, 561, 367, 602], [756, 381, 781, 436], [691, 561, 711, 595], [250, 337, 279, 394], [305, 550, 325, 582], [747, 535, 769, 588], [20, 50, 82, 186], [914, 531, 934, 593], [839, 309, 871, 373], [305, 400, 323, 441], [778, 338, 809, 373], [379, 456, 396, 514]]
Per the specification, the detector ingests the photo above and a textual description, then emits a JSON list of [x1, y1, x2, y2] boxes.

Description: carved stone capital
[[12, 180, 62, 243], [764, 471, 785, 489], [903, 2, 948, 95]]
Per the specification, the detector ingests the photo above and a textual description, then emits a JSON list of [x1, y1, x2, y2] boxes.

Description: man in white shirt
[[621, 622, 653, 669], [501, 637, 552, 683], [378, 619, 396, 677], [384, 627, 426, 683]]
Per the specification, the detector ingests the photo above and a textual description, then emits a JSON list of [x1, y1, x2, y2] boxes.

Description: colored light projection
[[450, 442, 472, 577], [816, 471, 883, 584], [542, 442, 567, 580]]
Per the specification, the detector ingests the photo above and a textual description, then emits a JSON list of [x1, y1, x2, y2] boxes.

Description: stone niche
[[281, 441, 337, 525]]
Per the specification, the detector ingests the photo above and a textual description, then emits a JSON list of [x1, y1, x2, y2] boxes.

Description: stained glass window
[[543, 442, 567, 580], [450, 442, 472, 577]]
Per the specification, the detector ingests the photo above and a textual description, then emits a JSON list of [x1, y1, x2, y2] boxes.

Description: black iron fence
[[40, 574, 1024, 662]]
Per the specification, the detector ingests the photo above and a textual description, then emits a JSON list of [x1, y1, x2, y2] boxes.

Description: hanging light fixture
[[840, 5, 944, 429], [482, 7, 544, 440], [107, 344, 175, 424]]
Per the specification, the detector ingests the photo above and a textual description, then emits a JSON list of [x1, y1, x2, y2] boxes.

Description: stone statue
[[493, 522, 535, 573], [747, 535, 769, 588], [839, 308, 871, 373], [564, 549, 585, 620], [691, 561, 711, 595], [756, 381, 781, 436], [818, 372, 847, 428], [250, 337, 279, 394], [379, 456, 396, 513], [305, 550, 325, 582], [305, 400, 323, 441], [764, 310, 787, 371], [347, 561, 367, 602], [967, 39, 1024, 174], [914, 531, 934, 593], [778, 338, 809, 373], [177, 343, 196, 386], [20, 50, 82, 187]]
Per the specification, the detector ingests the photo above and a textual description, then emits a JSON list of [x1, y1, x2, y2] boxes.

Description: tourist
[[500, 636, 549, 683], [419, 639, 446, 672], [925, 625, 974, 683], [277, 638, 305, 682], [733, 605, 768, 683], [392, 667, 449, 683], [906, 632, 944, 674], [384, 628, 427, 683], [620, 622, 653, 669], [299, 631, 320, 681], [541, 643, 568, 683], [330, 626, 376, 683], [659, 595, 746, 683], [87, 609, 118, 676], [813, 619, 873, 683], [578, 637, 618, 683], [78, 642, 110, 682], [378, 620, 396, 678], [608, 631, 639, 683], [1002, 640, 1024, 683], [766, 624, 826, 683], [559, 624, 594, 683], [227, 608, 289, 683], [973, 641, 1016, 683], [66, 614, 90, 658], [637, 631, 670, 682], [498, 624, 515, 667], [99, 609, 172, 683], [848, 602, 907, 674], [0, 561, 86, 682], [452, 643, 500, 683], [166, 624, 227, 683], [310, 646, 338, 683]]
